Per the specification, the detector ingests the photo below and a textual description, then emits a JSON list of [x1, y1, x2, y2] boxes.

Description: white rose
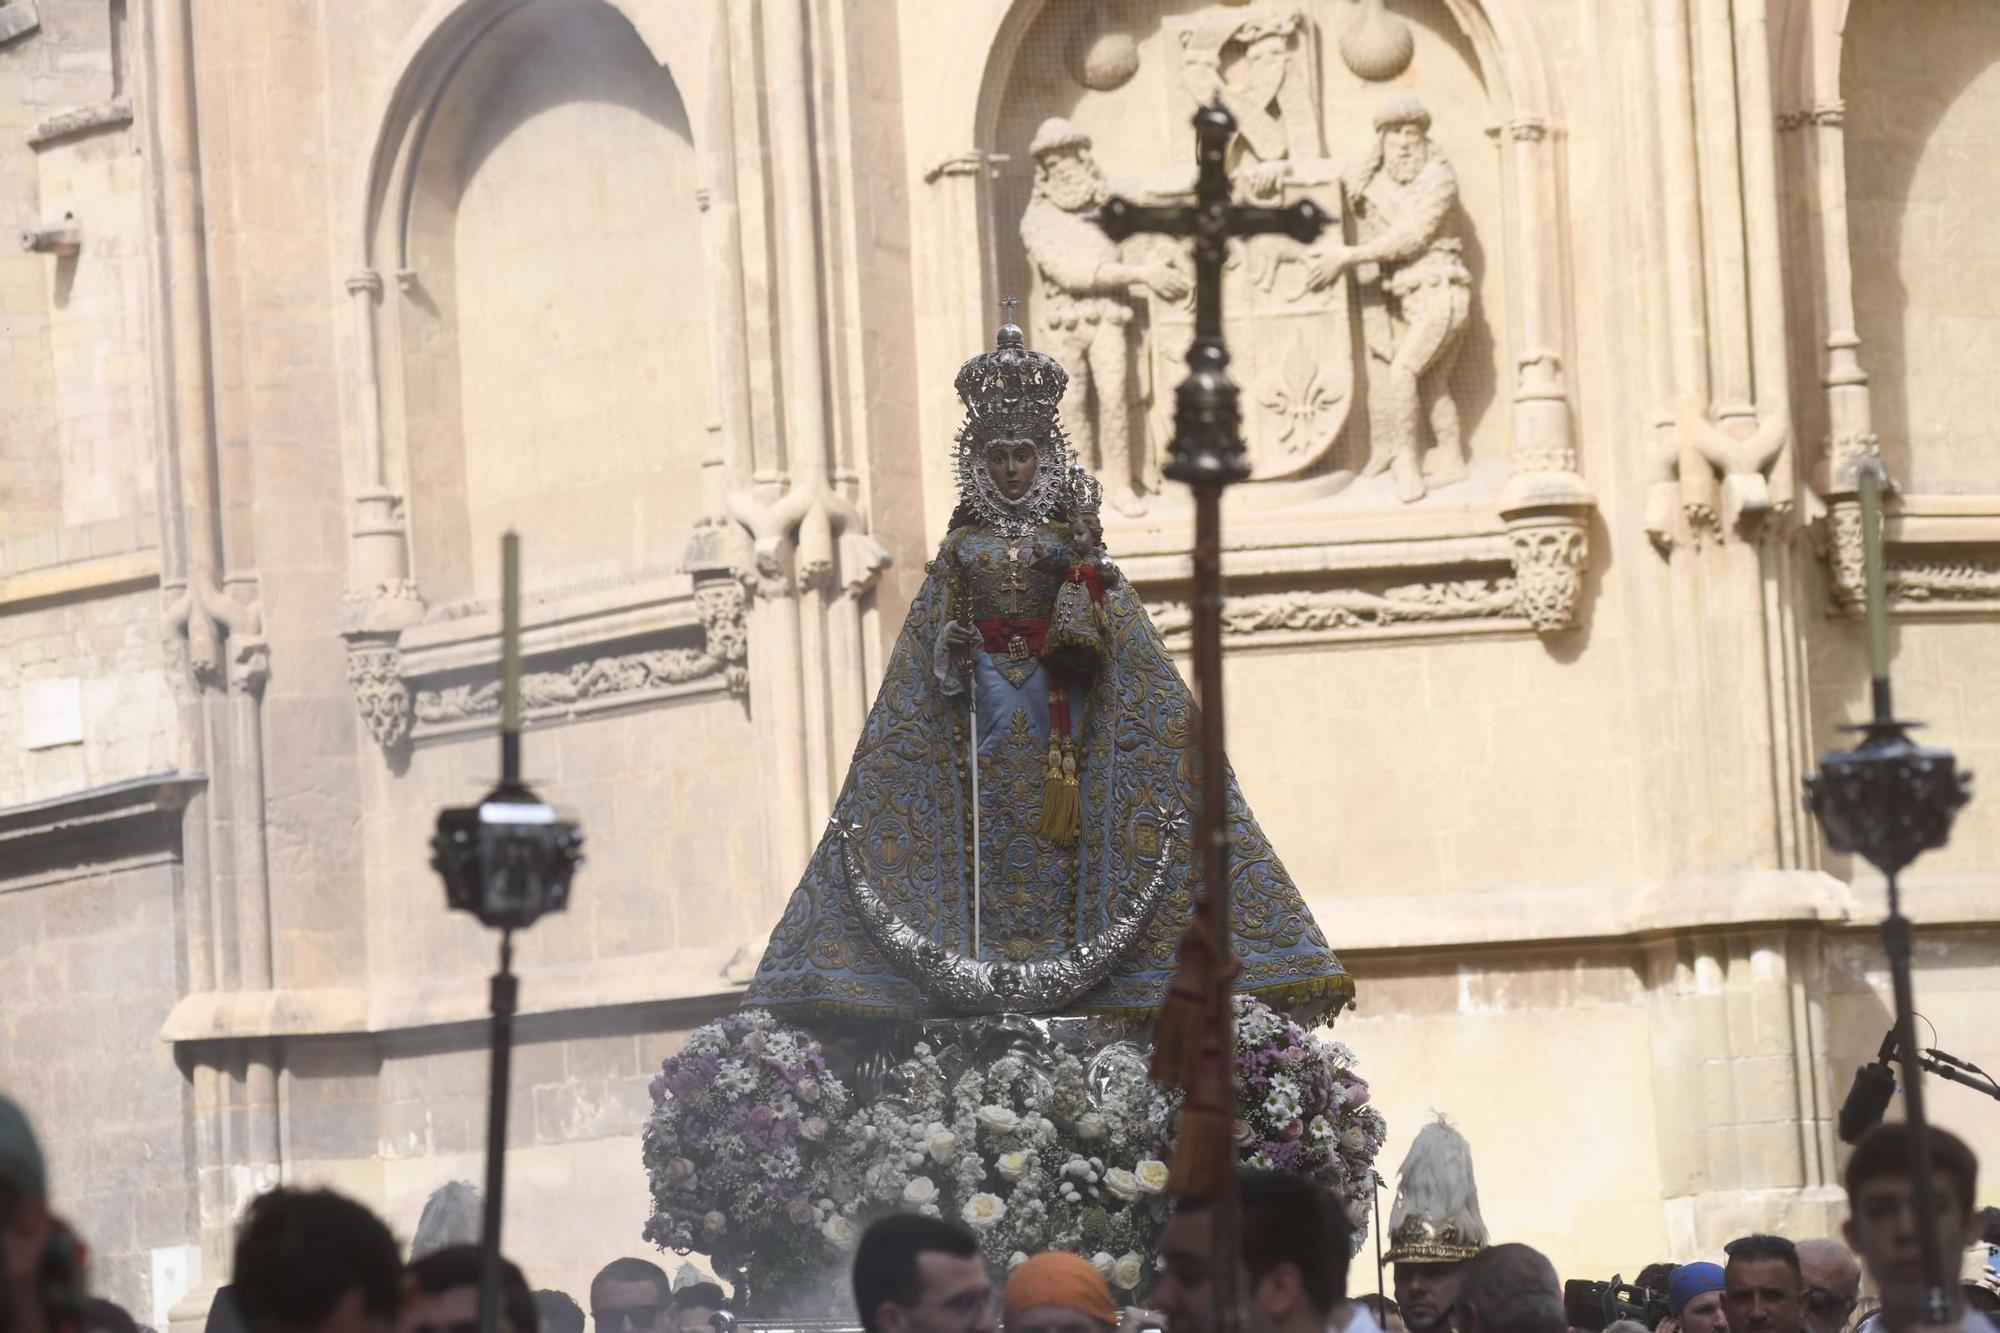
[[1112, 1253, 1144, 1291], [961, 1192, 1007, 1230], [997, 1150, 1032, 1182], [1104, 1167, 1139, 1202], [976, 1105, 1020, 1134], [1091, 1252, 1115, 1279], [928, 1129, 960, 1164], [821, 1215, 858, 1248], [1340, 1127, 1366, 1152], [702, 1210, 727, 1235], [1076, 1112, 1109, 1141], [1010, 1251, 1030, 1270], [801, 1116, 829, 1141], [1134, 1159, 1169, 1194], [1234, 1119, 1256, 1147], [903, 1176, 938, 1205]]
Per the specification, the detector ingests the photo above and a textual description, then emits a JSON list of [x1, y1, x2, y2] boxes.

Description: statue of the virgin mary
[[744, 320, 1351, 1020]]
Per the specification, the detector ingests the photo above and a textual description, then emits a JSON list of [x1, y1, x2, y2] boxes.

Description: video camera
[[1563, 1277, 1670, 1332]]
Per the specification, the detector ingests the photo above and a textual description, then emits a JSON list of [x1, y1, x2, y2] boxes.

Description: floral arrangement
[[640, 1008, 851, 1305], [641, 1000, 1384, 1314], [1147, 996, 1387, 1246]]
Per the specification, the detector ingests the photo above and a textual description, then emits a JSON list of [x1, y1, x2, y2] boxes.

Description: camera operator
[[1664, 1263, 1727, 1333]]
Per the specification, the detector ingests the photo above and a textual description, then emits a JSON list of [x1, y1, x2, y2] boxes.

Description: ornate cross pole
[[1098, 102, 1325, 1333]]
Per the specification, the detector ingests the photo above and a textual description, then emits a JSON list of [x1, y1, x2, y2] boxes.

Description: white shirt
[[1332, 1302, 1385, 1333]]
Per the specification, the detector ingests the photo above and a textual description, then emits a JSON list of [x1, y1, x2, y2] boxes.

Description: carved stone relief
[[339, 576, 750, 751], [1016, 5, 1482, 509]]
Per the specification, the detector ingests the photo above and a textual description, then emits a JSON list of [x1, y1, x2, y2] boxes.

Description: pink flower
[[749, 1105, 774, 1128], [741, 1030, 766, 1055], [788, 1200, 816, 1226], [1348, 1083, 1370, 1108], [664, 1157, 697, 1189], [1282, 1120, 1303, 1140], [1279, 1046, 1303, 1063], [797, 1078, 822, 1103]]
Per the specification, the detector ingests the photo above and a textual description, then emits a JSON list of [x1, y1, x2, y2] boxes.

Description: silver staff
[[968, 683, 981, 959]]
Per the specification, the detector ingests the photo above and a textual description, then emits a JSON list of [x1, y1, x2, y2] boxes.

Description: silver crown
[[1066, 466, 1103, 517], [954, 321, 1068, 440]]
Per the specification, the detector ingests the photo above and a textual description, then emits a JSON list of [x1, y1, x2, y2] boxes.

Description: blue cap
[[1669, 1263, 1726, 1316]]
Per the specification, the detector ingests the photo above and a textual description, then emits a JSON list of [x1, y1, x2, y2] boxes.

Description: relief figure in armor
[[743, 319, 1350, 1020], [1020, 118, 1190, 516], [1304, 93, 1471, 503]]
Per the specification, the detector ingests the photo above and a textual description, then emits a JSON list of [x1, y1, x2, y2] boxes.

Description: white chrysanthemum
[[715, 1060, 759, 1096], [1309, 1115, 1334, 1142]]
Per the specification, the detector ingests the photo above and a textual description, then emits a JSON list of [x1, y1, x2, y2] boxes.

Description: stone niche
[[909, 0, 1594, 644], [391, 0, 710, 605], [340, 0, 739, 754]]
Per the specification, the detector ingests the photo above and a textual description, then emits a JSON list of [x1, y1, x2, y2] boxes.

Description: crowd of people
[[0, 1087, 1990, 1333]]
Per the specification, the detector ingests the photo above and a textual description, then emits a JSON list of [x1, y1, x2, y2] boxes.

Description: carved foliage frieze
[[340, 579, 750, 752]]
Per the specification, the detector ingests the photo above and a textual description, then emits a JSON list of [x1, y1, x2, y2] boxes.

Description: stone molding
[[0, 4, 38, 47], [0, 772, 206, 885], [26, 97, 132, 150], [340, 573, 750, 751], [1822, 493, 2000, 615]]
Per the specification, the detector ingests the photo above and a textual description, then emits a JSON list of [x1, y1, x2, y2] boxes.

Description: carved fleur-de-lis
[[1256, 343, 1345, 457]]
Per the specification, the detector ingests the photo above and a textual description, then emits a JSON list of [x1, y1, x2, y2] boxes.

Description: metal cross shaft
[[1097, 101, 1324, 1333]]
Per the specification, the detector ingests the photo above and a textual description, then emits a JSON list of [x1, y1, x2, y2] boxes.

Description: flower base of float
[[641, 1000, 1385, 1317]]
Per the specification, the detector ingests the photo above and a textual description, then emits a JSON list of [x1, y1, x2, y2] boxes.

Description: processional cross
[[1097, 103, 1325, 1333]]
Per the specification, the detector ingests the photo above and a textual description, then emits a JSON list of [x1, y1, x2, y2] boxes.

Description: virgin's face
[[985, 438, 1039, 501]]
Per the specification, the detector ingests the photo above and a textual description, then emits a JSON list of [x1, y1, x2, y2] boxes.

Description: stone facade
[[2, 0, 2000, 1323]]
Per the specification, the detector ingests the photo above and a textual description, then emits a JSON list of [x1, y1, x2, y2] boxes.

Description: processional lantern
[[1803, 462, 1972, 1325], [1097, 101, 1325, 1333], [430, 533, 585, 1333]]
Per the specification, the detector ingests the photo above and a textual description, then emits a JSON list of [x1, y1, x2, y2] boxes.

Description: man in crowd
[[1002, 1252, 1117, 1333], [1843, 1123, 1992, 1333], [1452, 1244, 1564, 1333], [402, 1245, 537, 1333], [532, 1292, 583, 1333], [851, 1215, 993, 1333], [1795, 1240, 1861, 1333], [588, 1262, 671, 1333], [1153, 1167, 1352, 1333], [1724, 1236, 1808, 1333], [1667, 1262, 1727, 1333], [1381, 1118, 1488, 1333], [2, 1096, 89, 1333], [231, 1189, 403, 1333], [667, 1285, 726, 1333]]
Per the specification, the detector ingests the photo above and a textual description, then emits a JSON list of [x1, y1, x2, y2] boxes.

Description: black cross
[[1093, 101, 1324, 1333], [1097, 101, 1326, 486]]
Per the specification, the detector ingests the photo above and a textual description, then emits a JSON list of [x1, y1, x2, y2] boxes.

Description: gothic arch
[[337, 0, 715, 610]]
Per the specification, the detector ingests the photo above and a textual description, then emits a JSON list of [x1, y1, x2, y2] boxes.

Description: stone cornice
[[161, 941, 754, 1044], [0, 772, 204, 856]]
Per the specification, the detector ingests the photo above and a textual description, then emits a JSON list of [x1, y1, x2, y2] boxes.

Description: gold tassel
[[1056, 740, 1082, 845], [1166, 1032, 1236, 1200], [1037, 731, 1066, 841]]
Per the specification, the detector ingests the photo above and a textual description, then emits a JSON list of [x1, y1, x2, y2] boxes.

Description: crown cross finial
[[999, 294, 1021, 321]]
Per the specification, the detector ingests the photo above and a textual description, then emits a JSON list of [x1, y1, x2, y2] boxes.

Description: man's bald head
[[1794, 1240, 1860, 1333]]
